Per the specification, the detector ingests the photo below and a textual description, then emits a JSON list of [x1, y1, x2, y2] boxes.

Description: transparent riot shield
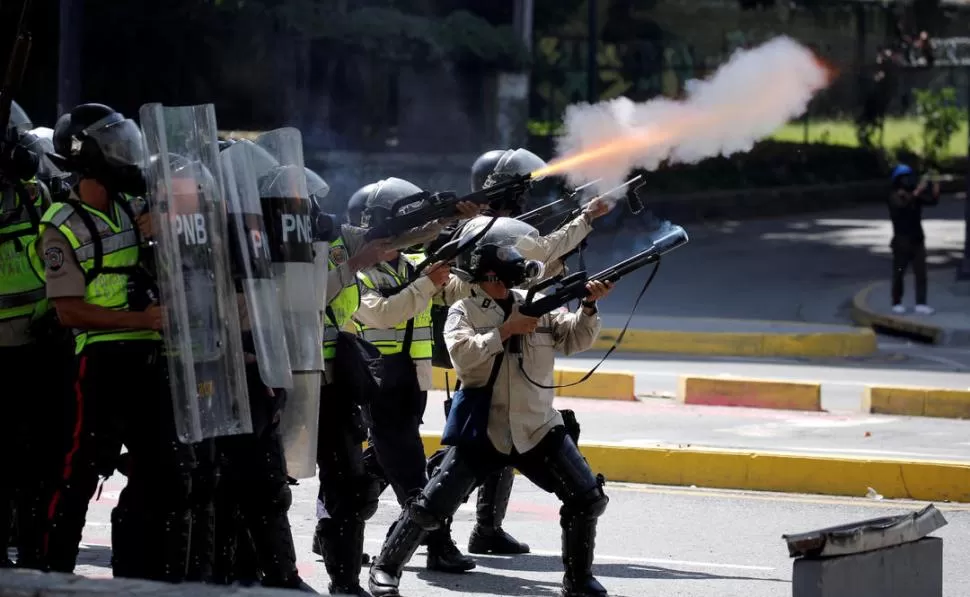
[[140, 103, 252, 444], [255, 128, 325, 478], [220, 141, 293, 390]]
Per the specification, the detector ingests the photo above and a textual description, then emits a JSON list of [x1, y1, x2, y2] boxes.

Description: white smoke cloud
[[552, 36, 830, 197]]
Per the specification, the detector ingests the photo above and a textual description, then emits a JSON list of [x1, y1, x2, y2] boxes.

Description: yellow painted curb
[[678, 375, 821, 411], [589, 326, 877, 357], [864, 385, 970, 419], [431, 366, 635, 401], [851, 282, 943, 342], [418, 433, 970, 502]]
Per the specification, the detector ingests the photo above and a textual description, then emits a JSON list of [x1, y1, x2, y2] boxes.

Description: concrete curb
[[851, 282, 944, 343], [590, 325, 877, 357], [418, 433, 970, 502], [678, 375, 821, 411], [431, 366, 636, 401], [864, 385, 970, 419]]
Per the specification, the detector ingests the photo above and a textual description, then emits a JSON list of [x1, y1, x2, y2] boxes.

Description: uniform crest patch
[[44, 247, 64, 271], [331, 245, 348, 265]]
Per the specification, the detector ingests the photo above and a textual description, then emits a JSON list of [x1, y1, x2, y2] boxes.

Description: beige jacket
[[444, 288, 601, 454], [353, 258, 468, 391]]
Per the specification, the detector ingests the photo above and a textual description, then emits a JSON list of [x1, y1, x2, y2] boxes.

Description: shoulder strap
[[62, 199, 105, 284], [325, 305, 338, 329], [401, 317, 414, 355]]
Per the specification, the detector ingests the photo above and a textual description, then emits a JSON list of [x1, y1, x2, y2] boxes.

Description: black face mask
[[476, 244, 543, 287], [102, 165, 147, 197]]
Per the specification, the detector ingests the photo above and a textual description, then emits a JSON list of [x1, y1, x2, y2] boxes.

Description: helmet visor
[[8, 101, 31, 135], [493, 149, 546, 180], [20, 134, 66, 179], [305, 167, 330, 199], [83, 115, 146, 169]]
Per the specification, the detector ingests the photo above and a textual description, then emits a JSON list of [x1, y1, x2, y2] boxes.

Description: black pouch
[[430, 304, 453, 369], [328, 307, 383, 406], [377, 317, 420, 394]]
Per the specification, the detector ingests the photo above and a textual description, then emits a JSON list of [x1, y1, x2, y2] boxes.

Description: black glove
[[0, 135, 39, 182], [560, 408, 581, 445]]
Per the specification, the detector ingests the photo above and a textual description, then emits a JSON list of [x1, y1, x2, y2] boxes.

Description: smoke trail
[[547, 36, 832, 195]]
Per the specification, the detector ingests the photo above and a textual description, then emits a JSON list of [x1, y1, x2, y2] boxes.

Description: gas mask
[[471, 244, 543, 288]]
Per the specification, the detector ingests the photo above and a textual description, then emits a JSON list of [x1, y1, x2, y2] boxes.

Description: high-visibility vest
[[35, 197, 159, 354], [0, 181, 46, 324], [322, 237, 360, 360], [354, 252, 433, 360]]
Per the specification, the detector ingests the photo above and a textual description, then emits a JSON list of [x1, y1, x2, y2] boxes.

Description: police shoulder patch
[[44, 246, 65, 271], [445, 309, 464, 332], [331, 245, 348, 265]]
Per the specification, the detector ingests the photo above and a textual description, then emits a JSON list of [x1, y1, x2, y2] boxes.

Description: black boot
[[426, 519, 475, 573], [368, 514, 427, 597], [317, 518, 368, 596], [561, 515, 607, 597], [245, 491, 308, 590], [468, 467, 529, 555], [313, 519, 371, 566]]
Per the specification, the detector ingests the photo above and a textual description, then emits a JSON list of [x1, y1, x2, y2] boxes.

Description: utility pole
[[513, 0, 534, 52], [57, 0, 82, 116], [587, 0, 597, 103]]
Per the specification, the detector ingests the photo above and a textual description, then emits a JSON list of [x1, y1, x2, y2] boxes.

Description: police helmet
[[453, 217, 544, 286], [50, 103, 147, 194], [22, 128, 77, 198], [358, 177, 423, 230], [346, 183, 376, 226], [470, 149, 506, 193], [305, 167, 338, 242]]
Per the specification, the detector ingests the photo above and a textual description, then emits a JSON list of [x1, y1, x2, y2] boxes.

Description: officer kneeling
[[368, 225, 613, 597]]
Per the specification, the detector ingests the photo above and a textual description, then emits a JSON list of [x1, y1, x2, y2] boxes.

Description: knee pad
[[408, 496, 445, 532], [562, 483, 608, 520]]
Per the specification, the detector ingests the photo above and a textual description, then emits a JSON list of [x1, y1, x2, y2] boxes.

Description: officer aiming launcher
[[363, 172, 534, 241], [519, 223, 689, 318]]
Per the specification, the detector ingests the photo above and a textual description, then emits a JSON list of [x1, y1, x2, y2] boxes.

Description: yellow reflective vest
[[34, 198, 159, 354], [354, 252, 433, 360], [322, 237, 360, 360], [0, 181, 47, 324]]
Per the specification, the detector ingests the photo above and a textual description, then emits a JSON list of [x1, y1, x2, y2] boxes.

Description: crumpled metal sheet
[[783, 504, 948, 558]]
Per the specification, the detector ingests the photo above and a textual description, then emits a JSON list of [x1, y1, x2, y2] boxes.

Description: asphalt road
[[70, 477, 970, 597]]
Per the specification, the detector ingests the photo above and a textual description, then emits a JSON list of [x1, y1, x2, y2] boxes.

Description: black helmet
[[453, 217, 544, 286], [346, 182, 376, 226], [358, 177, 424, 230], [470, 149, 506, 193], [50, 103, 147, 195]]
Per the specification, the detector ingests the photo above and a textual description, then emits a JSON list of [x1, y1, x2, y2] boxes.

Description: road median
[[678, 375, 821, 411], [431, 366, 636, 401], [591, 315, 876, 357], [864, 385, 970, 419], [419, 433, 970, 503]]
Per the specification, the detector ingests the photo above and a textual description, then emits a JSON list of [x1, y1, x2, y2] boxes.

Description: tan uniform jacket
[[444, 288, 601, 454], [354, 260, 467, 391]]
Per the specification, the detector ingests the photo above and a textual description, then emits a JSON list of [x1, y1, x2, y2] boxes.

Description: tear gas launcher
[[364, 173, 533, 241], [518, 223, 689, 318]]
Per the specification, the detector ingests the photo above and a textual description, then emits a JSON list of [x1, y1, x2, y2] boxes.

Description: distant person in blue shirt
[[888, 163, 939, 315]]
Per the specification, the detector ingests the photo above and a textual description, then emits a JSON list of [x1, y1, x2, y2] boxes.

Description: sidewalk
[[852, 270, 970, 345], [578, 196, 966, 357]]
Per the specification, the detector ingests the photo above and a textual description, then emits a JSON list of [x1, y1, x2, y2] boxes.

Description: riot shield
[[220, 140, 293, 390], [140, 102, 252, 444], [255, 128, 325, 478]]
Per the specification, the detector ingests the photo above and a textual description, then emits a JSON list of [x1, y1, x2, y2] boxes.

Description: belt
[[360, 327, 433, 343]]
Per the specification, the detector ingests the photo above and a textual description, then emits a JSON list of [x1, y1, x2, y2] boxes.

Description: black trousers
[[891, 236, 928, 305], [362, 385, 429, 506], [211, 363, 300, 588], [0, 339, 71, 569], [373, 427, 608, 582], [44, 341, 196, 582]]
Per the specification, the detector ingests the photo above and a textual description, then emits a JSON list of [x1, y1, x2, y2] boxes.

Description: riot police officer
[[205, 138, 315, 591], [38, 103, 195, 581], [426, 148, 610, 556], [0, 101, 68, 570], [351, 178, 478, 574], [368, 220, 614, 597]]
